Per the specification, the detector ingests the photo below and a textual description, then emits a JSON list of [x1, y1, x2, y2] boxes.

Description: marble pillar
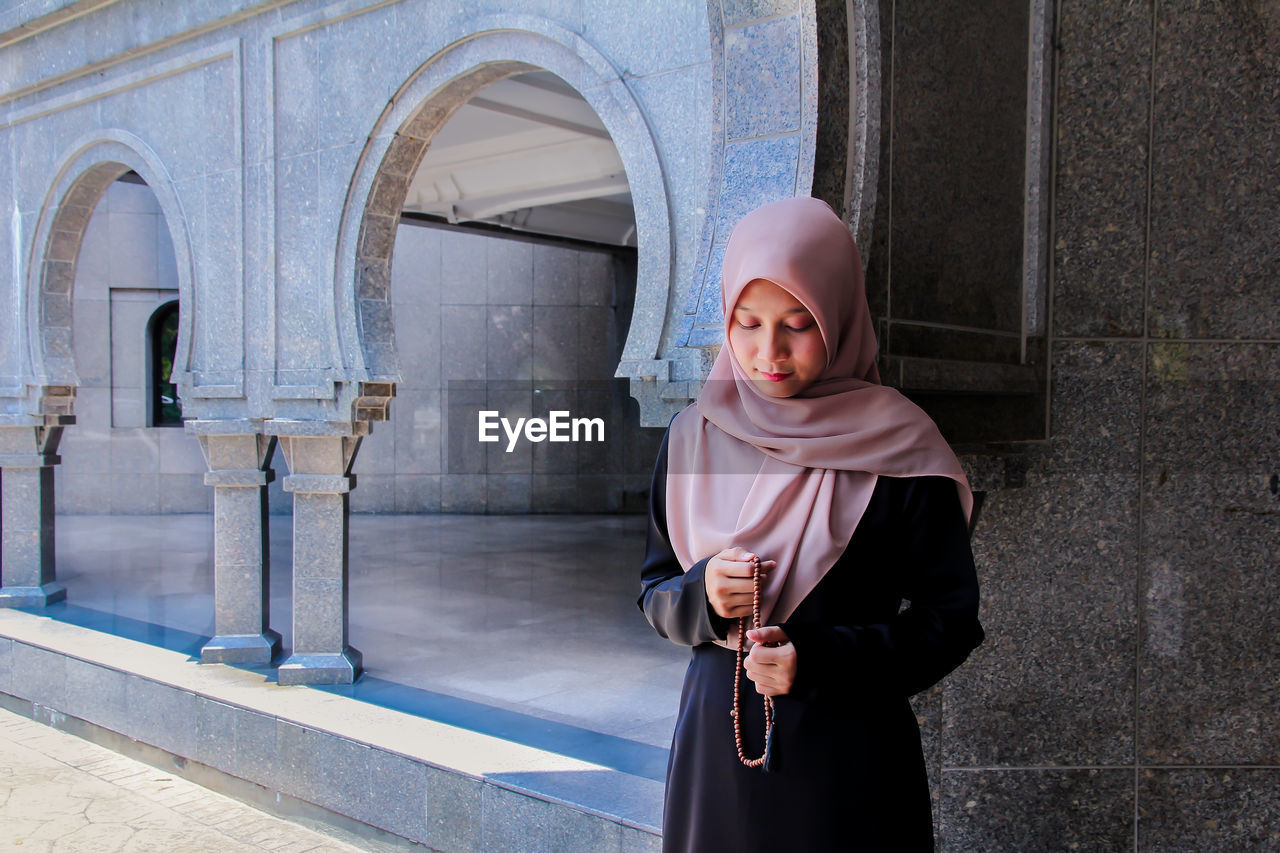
[[275, 433, 363, 685], [193, 428, 281, 664], [0, 423, 69, 608]]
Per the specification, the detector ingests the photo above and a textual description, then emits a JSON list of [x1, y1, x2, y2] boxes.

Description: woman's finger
[[744, 663, 782, 693], [747, 625, 790, 646], [744, 653, 771, 673], [711, 559, 755, 580]]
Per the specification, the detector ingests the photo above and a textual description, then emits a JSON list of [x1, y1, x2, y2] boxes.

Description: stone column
[[0, 422, 70, 608], [191, 425, 281, 664], [275, 432, 364, 685]]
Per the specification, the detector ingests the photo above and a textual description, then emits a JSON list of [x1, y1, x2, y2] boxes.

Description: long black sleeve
[[781, 475, 985, 700], [637, 427, 731, 646]]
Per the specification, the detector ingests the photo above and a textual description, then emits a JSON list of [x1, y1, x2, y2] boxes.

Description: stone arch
[[26, 131, 195, 417], [333, 16, 672, 421]]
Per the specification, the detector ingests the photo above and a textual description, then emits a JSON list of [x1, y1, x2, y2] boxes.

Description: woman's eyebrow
[[733, 304, 812, 315]]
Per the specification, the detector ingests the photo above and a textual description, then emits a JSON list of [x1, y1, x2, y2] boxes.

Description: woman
[[638, 197, 984, 851]]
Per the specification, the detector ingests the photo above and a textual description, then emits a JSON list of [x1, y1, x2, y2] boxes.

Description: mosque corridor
[[50, 513, 685, 762]]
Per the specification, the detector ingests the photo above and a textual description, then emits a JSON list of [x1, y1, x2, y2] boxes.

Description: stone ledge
[[0, 609, 663, 852], [0, 413, 76, 427], [0, 1, 117, 48], [883, 356, 1042, 395]]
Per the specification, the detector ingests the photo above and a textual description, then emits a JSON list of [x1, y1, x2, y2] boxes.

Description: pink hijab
[[665, 197, 972, 644]]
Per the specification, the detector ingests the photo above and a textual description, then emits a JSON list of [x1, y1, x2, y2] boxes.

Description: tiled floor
[[52, 514, 689, 754]]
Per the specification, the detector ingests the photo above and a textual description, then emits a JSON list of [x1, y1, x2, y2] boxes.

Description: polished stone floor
[[51, 514, 689, 759]]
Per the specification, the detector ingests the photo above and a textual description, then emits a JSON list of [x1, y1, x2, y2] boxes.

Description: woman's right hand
[[705, 547, 776, 619]]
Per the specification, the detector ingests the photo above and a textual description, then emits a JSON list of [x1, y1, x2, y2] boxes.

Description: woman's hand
[[705, 547, 776, 619], [744, 626, 796, 697]]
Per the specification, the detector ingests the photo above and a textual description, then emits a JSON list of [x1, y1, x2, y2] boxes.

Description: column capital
[[0, 453, 60, 468], [195, 431, 276, 473], [275, 433, 362, 482], [185, 418, 268, 436], [0, 414, 75, 428], [0, 423, 66, 457], [263, 420, 369, 438]]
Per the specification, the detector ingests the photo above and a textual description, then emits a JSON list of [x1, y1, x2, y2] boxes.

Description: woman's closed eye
[[736, 322, 814, 332]]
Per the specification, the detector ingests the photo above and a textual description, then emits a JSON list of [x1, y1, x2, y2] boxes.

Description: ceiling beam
[[466, 96, 612, 141]]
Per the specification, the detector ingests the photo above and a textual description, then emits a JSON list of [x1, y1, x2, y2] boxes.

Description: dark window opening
[[149, 301, 182, 427], [861, 0, 1052, 445]]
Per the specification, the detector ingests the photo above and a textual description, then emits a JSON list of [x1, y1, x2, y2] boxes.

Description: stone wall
[[56, 179, 210, 514], [0, 0, 749, 427], [56, 207, 657, 514], [933, 3, 1280, 848]]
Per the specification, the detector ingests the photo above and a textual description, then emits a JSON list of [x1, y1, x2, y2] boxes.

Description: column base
[[276, 647, 363, 685], [200, 630, 282, 665], [0, 583, 67, 608]]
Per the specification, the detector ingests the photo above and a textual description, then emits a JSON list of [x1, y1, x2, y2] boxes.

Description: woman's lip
[[759, 371, 791, 381]]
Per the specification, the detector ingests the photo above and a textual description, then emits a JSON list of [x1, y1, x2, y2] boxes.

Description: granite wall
[[933, 2, 1280, 849], [56, 202, 656, 515]]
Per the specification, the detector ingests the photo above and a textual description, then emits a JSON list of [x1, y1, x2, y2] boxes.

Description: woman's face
[[728, 278, 827, 398]]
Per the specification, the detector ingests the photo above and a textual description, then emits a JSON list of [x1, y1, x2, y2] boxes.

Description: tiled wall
[[935, 3, 1280, 849], [332, 221, 662, 514]]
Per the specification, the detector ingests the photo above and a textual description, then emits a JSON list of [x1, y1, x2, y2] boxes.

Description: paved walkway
[[0, 707, 366, 853]]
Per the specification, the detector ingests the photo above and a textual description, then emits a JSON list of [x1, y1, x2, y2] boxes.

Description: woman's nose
[[759, 330, 788, 362]]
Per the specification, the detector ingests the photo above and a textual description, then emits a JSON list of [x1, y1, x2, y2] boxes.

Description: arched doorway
[[54, 172, 203, 512], [352, 70, 650, 514], [338, 66, 681, 752], [47, 171, 214, 645]]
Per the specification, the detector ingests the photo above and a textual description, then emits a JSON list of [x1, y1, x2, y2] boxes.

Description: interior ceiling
[[403, 71, 637, 247]]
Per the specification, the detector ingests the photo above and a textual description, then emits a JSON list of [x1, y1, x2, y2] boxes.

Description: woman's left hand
[[744, 626, 796, 697]]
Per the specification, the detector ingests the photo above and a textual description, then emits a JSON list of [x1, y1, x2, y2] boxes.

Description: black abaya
[[638, 428, 984, 852]]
